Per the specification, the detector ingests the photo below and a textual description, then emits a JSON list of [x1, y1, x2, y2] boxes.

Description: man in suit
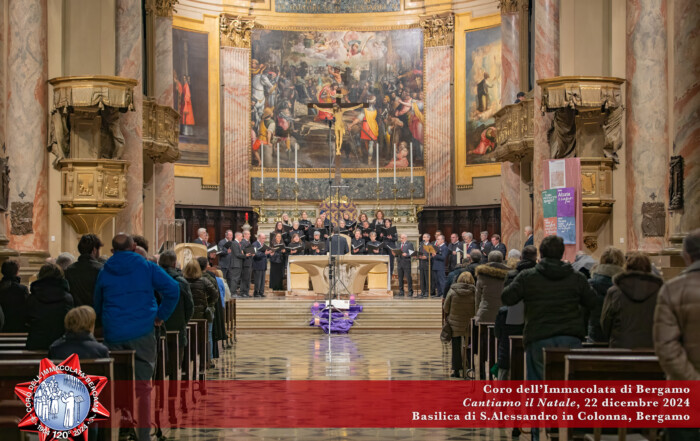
[[491, 233, 507, 257], [432, 234, 449, 298], [418, 233, 434, 298], [447, 233, 463, 273], [217, 230, 234, 289], [524, 226, 534, 247], [463, 232, 480, 254], [240, 230, 255, 297], [396, 234, 414, 297], [230, 232, 245, 297], [193, 228, 208, 246], [252, 233, 272, 298], [329, 227, 349, 256], [480, 231, 493, 258]]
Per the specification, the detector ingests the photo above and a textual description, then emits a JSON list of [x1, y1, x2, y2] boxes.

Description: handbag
[[440, 321, 453, 343], [204, 306, 215, 322]]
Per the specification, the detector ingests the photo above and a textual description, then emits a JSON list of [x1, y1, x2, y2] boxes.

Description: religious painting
[[250, 28, 424, 170], [275, 0, 401, 14], [172, 15, 220, 187], [464, 25, 501, 166]]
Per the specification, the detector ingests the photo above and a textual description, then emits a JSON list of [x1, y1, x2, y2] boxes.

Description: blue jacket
[[432, 244, 449, 271], [94, 251, 179, 343]]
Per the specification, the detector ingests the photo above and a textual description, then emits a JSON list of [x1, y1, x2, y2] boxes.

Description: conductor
[[329, 226, 349, 256]]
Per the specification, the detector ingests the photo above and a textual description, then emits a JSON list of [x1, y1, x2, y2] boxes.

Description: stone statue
[[100, 107, 125, 159], [0, 154, 9, 212], [48, 110, 70, 166]]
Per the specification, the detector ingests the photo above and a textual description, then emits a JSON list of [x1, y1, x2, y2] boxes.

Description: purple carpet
[[309, 301, 363, 334]]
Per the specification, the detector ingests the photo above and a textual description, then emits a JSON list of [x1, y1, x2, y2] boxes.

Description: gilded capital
[[419, 13, 454, 48], [146, 0, 178, 17], [499, 0, 524, 14], [220, 14, 255, 49]]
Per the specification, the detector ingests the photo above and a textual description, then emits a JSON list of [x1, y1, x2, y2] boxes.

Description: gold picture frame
[[454, 12, 501, 189], [173, 14, 220, 187]]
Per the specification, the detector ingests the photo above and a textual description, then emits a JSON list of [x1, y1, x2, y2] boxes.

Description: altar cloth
[[309, 303, 364, 334]]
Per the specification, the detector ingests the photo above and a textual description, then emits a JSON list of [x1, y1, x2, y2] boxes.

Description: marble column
[[154, 15, 176, 226], [6, 0, 49, 253], [222, 46, 250, 207], [672, 0, 700, 236], [115, 0, 144, 235], [625, 0, 668, 252], [499, 2, 523, 250], [532, 0, 559, 245], [424, 45, 452, 207]]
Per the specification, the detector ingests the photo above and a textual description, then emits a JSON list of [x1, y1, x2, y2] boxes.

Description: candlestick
[[375, 182, 381, 211], [375, 146, 379, 183], [276, 142, 280, 184], [294, 143, 298, 183], [409, 142, 413, 183], [258, 181, 267, 223], [293, 182, 300, 218], [261, 143, 264, 183], [393, 143, 396, 184], [408, 183, 416, 223], [276, 183, 282, 222], [392, 184, 399, 219]]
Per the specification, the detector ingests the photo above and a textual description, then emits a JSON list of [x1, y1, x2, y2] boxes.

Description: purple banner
[[556, 187, 576, 218]]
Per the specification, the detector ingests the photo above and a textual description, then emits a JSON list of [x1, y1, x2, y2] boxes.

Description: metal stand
[[408, 183, 417, 223], [392, 184, 399, 220], [257, 181, 267, 223]]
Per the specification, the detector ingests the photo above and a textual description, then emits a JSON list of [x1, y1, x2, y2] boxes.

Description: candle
[[294, 143, 298, 183], [393, 144, 397, 184], [261, 143, 264, 183], [276, 142, 280, 184], [409, 142, 413, 183], [376, 146, 379, 183]]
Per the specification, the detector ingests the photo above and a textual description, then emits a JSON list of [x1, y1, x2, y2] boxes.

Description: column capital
[[419, 13, 454, 48], [498, 0, 526, 14], [145, 0, 178, 18], [220, 14, 255, 49]]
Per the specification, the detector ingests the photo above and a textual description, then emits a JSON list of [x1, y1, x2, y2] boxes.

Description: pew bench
[[509, 335, 525, 380], [543, 348, 656, 381]]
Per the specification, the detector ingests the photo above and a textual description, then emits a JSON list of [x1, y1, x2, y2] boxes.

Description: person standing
[[396, 234, 414, 298], [0, 260, 29, 332], [432, 235, 449, 298], [418, 233, 434, 298], [463, 232, 480, 254], [65, 234, 104, 308], [490, 234, 507, 257], [329, 227, 349, 256], [474, 251, 510, 324], [26, 264, 74, 350], [444, 271, 476, 377], [587, 247, 624, 343], [447, 233, 463, 273], [217, 230, 234, 290], [479, 231, 493, 258], [193, 228, 208, 246], [158, 250, 194, 369], [252, 233, 272, 298], [240, 231, 254, 298], [230, 232, 245, 297], [523, 226, 534, 247], [269, 233, 286, 291]]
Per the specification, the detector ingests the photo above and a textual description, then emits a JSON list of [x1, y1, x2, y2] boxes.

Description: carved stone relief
[[641, 202, 665, 237], [669, 155, 684, 210], [220, 15, 255, 49], [0, 156, 9, 212], [10, 202, 33, 235]]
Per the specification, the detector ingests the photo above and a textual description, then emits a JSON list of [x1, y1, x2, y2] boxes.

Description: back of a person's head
[[77, 234, 104, 256], [539, 235, 565, 260], [183, 261, 202, 279], [55, 252, 76, 271], [507, 249, 521, 260], [197, 256, 209, 271], [112, 234, 134, 252], [469, 250, 482, 263], [333, 226, 340, 234], [600, 246, 625, 267], [625, 252, 652, 273], [522, 245, 538, 262], [158, 250, 177, 269], [488, 251, 503, 263], [1, 260, 19, 278], [457, 271, 475, 285], [683, 228, 700, 264], [37, 263, 64, 280], [64, 305, 96, 334], [132, 235, 149, 252]]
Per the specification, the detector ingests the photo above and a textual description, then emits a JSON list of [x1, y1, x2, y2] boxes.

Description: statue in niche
[[668, 155, 684, 210], [48, 110, 70, 166], [549, 108, 576, 159], [99, 107, 125, 159], [0, 154, 9, 212]]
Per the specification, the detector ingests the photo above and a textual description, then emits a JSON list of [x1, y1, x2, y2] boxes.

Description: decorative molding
[[254, 22, 420, 32], [669, 155, 684, 210], [537, 76, 625, 112], [143, 98, 181, 163], [498, 0, 521, 14], [220, 14, 255, 48], [419, 13, 454, 48], [493, 98, 534, 163], [156, 0, 178, 17]]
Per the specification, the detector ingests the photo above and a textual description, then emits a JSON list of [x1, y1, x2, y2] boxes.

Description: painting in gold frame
[[173, 15, 220, 187], [454, 12, 501, 189]]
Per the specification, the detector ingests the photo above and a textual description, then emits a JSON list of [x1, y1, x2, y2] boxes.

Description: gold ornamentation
[[143, 97, 181, 163], [493, 98, 534, 163], [538, 76, 625, 111], [156, 0, 177, 17], [220, 15, 255, 49], [584, 236, 598, 252], [419, 13, 455, 48], [105, 175, 120, 198], [498, 0, 520, 14], [581, 158, 615, 235], [78, 174, 94, 197]]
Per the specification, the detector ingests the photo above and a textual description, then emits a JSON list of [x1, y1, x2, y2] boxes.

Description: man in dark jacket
[[587, 246, 624, 342], [432, 235, 449, 298], [240, 231, 254, 297], [396, 234, 414, 297], [479, 231, 493, 258], [490, 234, 507, 257], [159, 250, 194, 365], [230, 231, 245, 296], [329, 227, 349, 256], [217, 230, 234, 290], [502, 235, 596, 381], [65, 234, 104, 308], [252, 233, 271, 298], [0, 260, 29, 332], [447, 233, 463, 273]]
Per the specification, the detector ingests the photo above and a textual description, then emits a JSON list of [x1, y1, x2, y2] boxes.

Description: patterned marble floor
[[167, 333, 525, 440]]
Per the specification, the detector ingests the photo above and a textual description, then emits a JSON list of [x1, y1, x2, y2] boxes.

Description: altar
[[286, 255, 392, 299]]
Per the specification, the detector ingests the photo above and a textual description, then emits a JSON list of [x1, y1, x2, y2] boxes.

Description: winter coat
[[465, 262, 481, 281], [443, 282, 476, 338], [653, 260, 700, 380], [501, 258, 597, 347], [0, 276, 29, 332], [495, 307, 523, 370], [474, 262, 510, 323], [587, 263, 623, 343], [601, 270, 663, 349], [26, 277, 74, 350], [48, 331, 110, 360], [162, 266, 194, 348], [94, 251, 179, 343], [65, 254, 103, 307], [187, 275, 218, 322]]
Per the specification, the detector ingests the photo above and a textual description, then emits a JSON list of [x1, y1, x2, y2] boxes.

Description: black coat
[[65, 254, 103, 307], [329, 235, 349, 255], [186, 276, 218, 321], [163, 266, 194, 347], [48, 331, 109, 360], [26, 277, 74, 350], [0, 276, 29, 332], [587, 264, 623, 343]]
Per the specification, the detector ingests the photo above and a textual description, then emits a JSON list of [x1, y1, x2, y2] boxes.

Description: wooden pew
[[477, 321, 494, 380], [190, 319, 208, 380], [165, 331, 181, 381], [155, 335, 168, 381], [186, 322, 199, 381], [0, 333, 28, 338], [486, 324, 496, 380], [468, 318, 478, 372], [509, 335, 525, 380], [181, 326, 193, 381], [565, 354, 665, 381], [544, 347, 656, 381], [0, 343, 28, 351]]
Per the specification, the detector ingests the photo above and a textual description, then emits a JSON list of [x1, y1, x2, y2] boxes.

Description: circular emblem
[[35, 373, 91, 431]]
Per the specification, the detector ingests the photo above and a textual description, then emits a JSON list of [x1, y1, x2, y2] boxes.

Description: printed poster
[[544, 217, 558, 237], [556, 188, 576, 218], [549, 159, 566, 189], [542, 189, 558, 218], [557, 217, 576, 245]]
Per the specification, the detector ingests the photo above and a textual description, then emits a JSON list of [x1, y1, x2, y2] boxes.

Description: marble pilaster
[[222, 46, 251, 207], [154, 16, 176, 226], [672, 0, 700, 236], [499, 6, 522, 250], [625, 0, 668, 252], [424, 45, 452, 207], [6, 0, 49, 252], [532, 0, 559, 245], [115, 0, 144, 235]]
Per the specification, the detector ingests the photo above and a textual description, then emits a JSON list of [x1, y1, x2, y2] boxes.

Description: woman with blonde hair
[[443, 271, 477, 378]]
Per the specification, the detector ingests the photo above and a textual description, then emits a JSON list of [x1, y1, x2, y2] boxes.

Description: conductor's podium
[[286, 255, 392, 299]]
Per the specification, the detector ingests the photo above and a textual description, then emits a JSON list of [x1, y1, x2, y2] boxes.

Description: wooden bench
[[509, 335, 525, 380], [476, 321, 494, 380], [544, 347, 656, 381], [486, 324, 497, 380], [565, 354, 665, 381], [186, 322, 199, 381], [165, 331, 181, 381], [468, 318, 478, 372], [190, 319, 208, 380]]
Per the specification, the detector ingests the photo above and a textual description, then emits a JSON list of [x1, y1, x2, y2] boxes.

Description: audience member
[[93, 233, 179, 441], [132, 235, 149, 253], [523, 226, 534, 246], [474, 251, 509, 323], [443, 271, 476, 378], [444, 258, 471, 297], [572, 251, 596, 279], [601, 252, 662, 349], [0, 260, 29, 332], [26, 263, 74, 350], [506, 249, 520, 269], [159, 250, 194, 369], [183, 259, 218, 368], [464, 250, 482, 280], [48, 305, 109, 359], [199, 257, 226, 363], [587, 246, 624, 343], [55, 252, 76, 272], [65, 234, 104, 307]]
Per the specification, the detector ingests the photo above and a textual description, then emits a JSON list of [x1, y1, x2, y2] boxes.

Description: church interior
[[0, 0, 698, 440]]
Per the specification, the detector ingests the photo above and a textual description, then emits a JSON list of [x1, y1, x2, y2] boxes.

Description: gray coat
[[443, 282, 476, 337], [475, 262, 510, 323]]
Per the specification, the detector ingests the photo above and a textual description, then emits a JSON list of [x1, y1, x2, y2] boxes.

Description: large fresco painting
[[464, 25, 501, 166], [275, 0, 401, 14], [250, 28, 424, 169]]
